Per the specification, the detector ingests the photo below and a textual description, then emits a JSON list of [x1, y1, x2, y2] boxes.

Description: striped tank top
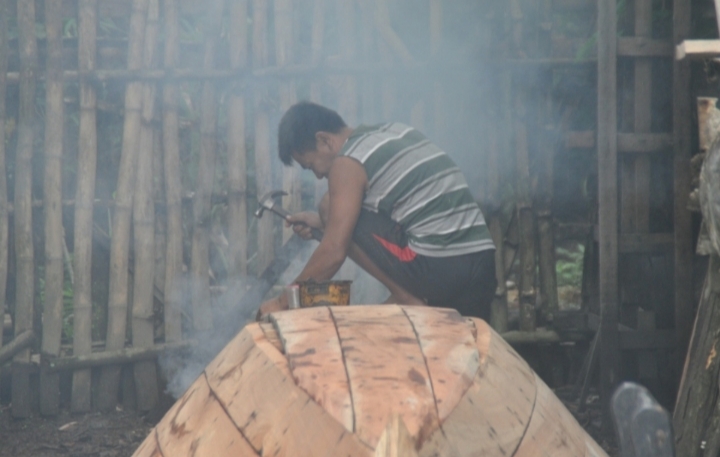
[[341, 123, 494, 257]]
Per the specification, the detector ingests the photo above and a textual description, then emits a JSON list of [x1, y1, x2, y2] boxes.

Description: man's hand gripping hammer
[[254, 190, 323, 241]]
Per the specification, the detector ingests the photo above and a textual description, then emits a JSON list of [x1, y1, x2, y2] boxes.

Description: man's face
[[291, 134, 336, 179]]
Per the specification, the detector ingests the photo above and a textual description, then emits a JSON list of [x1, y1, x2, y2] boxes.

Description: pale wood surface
[[401, 307, 479, 420], [331, 305, 439, 448], [135, 306, 608, 457], [513, 375, 586, 457], [272, 306, 353, 430], [155, 374, 256, 456], [420, 317, 536, 457]]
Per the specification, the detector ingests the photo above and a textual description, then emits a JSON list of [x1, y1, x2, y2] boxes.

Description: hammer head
[[254, 190, 288, 218]]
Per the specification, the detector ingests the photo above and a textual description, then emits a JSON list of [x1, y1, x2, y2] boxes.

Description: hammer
[[255, 190, 323, 241]]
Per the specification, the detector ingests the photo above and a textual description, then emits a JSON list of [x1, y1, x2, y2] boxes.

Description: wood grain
[[272, 307, 353, 431], [402, 307, 479, 420], [155, 374, 257, 456], [513, 375, 586, 457], [133, 432, 164, 457], [420, 319, 536, 457], [331, 305, 439, 448]]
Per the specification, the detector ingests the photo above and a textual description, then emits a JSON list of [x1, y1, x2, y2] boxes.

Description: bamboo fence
[[0, 0, 595, 415]]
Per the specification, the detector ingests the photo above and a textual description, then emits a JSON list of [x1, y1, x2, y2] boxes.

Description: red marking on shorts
[[373, 234, 417, 262]]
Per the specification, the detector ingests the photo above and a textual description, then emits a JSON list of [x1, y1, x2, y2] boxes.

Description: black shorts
[[352, 209, 497, 320]]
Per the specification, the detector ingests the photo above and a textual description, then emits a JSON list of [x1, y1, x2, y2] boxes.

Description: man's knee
[[318, 192, 330, 226]]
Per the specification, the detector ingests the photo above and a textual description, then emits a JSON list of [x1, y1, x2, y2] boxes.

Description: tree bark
[[227, 0, 249, 278], [132, 0, 159, 412], [40, 0, 66, 417], [162, 0, 183, 343], [12, 0, 38, 419], [97, 0, 150, 412], [190, 0, 224, 331]]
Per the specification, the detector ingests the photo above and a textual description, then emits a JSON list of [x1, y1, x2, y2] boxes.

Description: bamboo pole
[[226, 0, 249, 278], [39, 0, 66, 417], [44, 339, 194, 372], [0, 0, 10, 389], [0, 331, 35, 367], [12, 0, 38, 419], [310, 0, 326, 207], [132, 0, 159, 412], [253, 0, 274, 272], [276, 0, 300, 243], [162, 0, 182, 343], [97, 0, 150, 412], [191, 0, 224, 331]]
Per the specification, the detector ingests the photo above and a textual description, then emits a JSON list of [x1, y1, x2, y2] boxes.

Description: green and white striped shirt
[[341, 123, 494, 257]]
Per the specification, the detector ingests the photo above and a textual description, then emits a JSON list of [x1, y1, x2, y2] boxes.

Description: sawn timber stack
[[133, 305, 608, 456]]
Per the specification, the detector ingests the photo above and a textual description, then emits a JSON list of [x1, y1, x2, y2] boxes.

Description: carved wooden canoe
[[133, 305, 608, 457]]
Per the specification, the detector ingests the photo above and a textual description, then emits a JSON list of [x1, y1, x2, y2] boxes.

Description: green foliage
[[556, 245, 584, 289]]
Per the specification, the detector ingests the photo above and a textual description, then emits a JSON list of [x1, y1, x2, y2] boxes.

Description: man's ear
[[315, 131, 332, 150]]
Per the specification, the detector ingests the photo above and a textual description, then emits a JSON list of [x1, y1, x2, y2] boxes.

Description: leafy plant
[[556, 245, 584, 289]]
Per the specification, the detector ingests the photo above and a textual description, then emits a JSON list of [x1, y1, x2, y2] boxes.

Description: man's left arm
[[293, 157, 366, 282]]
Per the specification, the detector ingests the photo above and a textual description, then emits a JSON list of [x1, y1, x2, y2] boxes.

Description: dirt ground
[[0, 405, 154, 457]]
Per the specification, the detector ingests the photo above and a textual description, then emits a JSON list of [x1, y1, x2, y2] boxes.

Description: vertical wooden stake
[[673, 0, 693, 380], [162, 0, 183, 343], [191, 0, 224, 331], [227, 0, 249, 277], [310, 0, 326, 207], [275, 0, 299, 243], [253, 0, 274, 272], [0, 0, 10, 399], [40, 0, 66, 416], [598, 0, 619, 429], [132, 0, 160, 412], [12, 0, 38, 419], [97, 0, 150, 412], [72, 0, 98, 413]]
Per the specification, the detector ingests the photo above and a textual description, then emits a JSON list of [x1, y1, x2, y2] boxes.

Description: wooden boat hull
[[133, 305, 608, 457]]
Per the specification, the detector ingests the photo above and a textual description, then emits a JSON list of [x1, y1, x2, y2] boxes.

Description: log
[[597, 0, 620, 428], [71, 0, 98, 414], [13, 0, 38, 419], [190, 0, 223, 331], [0, 0, 9, 391], [132, 0, 160, 412], [131, 305, 608, 456], [276, 0, 300, 243], [253, 0, 274, 272], [675, 40, 720, 60], [0, 331, 35, 367], [40, 0, 66, 416], [44, 340, 195, 372], [97, 0, 150, 412], [162, 0, 183, 343], [226, 0, 249, 277]]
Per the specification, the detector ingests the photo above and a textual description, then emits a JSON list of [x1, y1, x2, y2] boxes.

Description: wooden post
[[97, 0, 149, 412], [72, 0, 98, 413], [310, 0, 326, 207], [536, 126, 559, 320], [0, 0, 10, 393], [12, 0, 38, 419], [40, 0, 66, 416], [132, 0, 160, 412], [598, 0, 619, 429], [253, 0, 274, 273], [276, 0, 299, 243], [673, 0, 693, 378], [191, 0, 223, 331], [227, 0, 249, 277], [515, 87, 536, 332], [162, 0, 183, 343]]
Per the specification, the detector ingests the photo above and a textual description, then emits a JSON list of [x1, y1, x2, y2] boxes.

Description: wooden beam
[[673, 0, 694, 385], [597, 0, 620, 431], [618, 37, 673, 57], [0, 331, 35, 366], [675, 40, 720, 60], [564, 131, 672, 152]]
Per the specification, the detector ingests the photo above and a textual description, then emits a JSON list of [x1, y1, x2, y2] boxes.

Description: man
[[257, 101, 496, 319]]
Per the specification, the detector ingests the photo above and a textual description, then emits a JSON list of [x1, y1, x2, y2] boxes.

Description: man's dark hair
[[278, 101, 347, 166]]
